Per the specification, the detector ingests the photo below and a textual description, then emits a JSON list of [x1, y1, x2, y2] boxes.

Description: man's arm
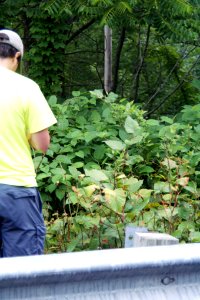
[[29, 128, 50, 153]]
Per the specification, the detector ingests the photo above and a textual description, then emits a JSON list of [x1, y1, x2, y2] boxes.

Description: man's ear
[[15, 51, 21, 62]]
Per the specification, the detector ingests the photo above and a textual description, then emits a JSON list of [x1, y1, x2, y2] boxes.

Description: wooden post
[[104, 25, 112, 94]]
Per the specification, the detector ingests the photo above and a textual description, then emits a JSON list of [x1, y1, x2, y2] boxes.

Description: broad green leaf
[[49, 161, 58, 169], [190, 231, 200, 242], [51, 174, 71, 184], [94, 145, 106, 160], [127, 155, 144, 165], [138, 189, 153, 199], [90, 89, 104, 99], [66, 129, 83, 139], [160, 116, 173, 124], [59, 146, 73, 153], [139, 166, 154, 174], [125, 178, 143, 193], [55, 155, 71, 164], [52, 175, 63, 184], [162, 194, 172, 201], [33, 155, 48, 169], [57, 119, 69, 130], [124, 116, 140, 134], [157, 207, 178, 220], [46, 149, 54, 157], [51, 168, 66, 175], [55, 187, 66, 201], [40, 165, 50, 173], [85, 169, 108, 181], [75, 215, 100, 229], [102, 107, 112, 118], [125, 135, 144, 145], [104, 140, 126, 151], [194, 124, 200, 133], [48, 95, 57, 105], [84, 131, 98, 143], [67, 191, 78, 205], [146, 119, 160, 126], [67, 234, 82, 252], [103, 227, 120, 239], [84, 162, 101, 170], [72, 162, 84, 169], [89, 238, 100, 250], [178, 221, 195, 232], [154, 181, 172, 193], [49, 218, 63, 233], [46, 183, 56, 193], [72, 91, 81, 96], [68, 166, 81, 178], [188, 153, 200, 167], [49, 143, 60, 152], [90, 111, 101, 123], [131, 193, 150, 212], [184, 182, 197, 194], [178, 204, 193, 220], [79, 198, 93, 210], [191, 79, 200, 90], [37, 173, 51, 180], [159, 126, 174, 139], [119, 129, 131, 141], [105, 92, 118, 103], [75, 151, 85, 158], [76, 116, 87, 125]]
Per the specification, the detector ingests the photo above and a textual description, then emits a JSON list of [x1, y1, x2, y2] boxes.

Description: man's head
[[0, 29, 24, 71]]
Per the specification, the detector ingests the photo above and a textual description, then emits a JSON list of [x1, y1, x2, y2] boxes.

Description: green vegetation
[[2, 0, 200, 115], [1, 0, 200, 252], [32, 90, 200, 253]]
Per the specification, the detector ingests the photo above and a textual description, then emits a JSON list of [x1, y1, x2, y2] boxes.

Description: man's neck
[[0, 58, 16, 71]]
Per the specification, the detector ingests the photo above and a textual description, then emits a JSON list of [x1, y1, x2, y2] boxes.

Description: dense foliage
[[1, 0, 200, 115], [1, 0, 200, 253], [32, 90, 200, 253]]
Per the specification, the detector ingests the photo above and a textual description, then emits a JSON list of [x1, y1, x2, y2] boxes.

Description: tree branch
[[145, 45, 197, 108], [65, 19, 96, 46], [146, 54, 200, 117], [133, 24, 151, 102]]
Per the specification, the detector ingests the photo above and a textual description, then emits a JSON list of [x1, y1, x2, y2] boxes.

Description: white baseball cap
[[0, 29, 24, 57]]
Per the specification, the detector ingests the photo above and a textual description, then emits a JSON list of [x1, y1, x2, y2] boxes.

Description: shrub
[[34, 90, 200, 253]]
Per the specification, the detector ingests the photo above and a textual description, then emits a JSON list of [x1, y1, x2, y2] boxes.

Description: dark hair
[[0, 43, 21, 62]]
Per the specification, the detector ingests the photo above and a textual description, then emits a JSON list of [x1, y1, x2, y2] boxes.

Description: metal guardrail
[[0, 243, 200, 299]]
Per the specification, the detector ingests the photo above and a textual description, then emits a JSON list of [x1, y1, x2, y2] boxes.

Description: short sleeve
[[26, 83, 57, 134]]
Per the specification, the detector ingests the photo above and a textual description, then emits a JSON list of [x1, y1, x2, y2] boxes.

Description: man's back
[[0, 66, 56, 187], [0, 29, 57, 257]]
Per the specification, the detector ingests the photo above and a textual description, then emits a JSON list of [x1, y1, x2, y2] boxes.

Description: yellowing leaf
[[176, 177, 189, 186], [161, 158, 177, 169], [103, 188, 126, 213], [83, 184, 100, 197]]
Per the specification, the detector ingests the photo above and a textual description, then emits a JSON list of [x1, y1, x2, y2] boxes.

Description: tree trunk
[[104, 25, 112, 94]]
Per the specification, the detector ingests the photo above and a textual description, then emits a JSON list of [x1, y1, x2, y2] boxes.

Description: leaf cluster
[[34, 90, 200, 253]]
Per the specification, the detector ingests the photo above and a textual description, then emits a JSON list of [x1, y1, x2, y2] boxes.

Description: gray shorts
[[0, 184, 46, 257]]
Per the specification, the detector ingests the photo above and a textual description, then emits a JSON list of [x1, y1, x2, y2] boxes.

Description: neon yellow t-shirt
[[0, 66, 57, 187]]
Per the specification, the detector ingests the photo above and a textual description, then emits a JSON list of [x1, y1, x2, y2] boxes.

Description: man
[[0, 29, 57, 257]]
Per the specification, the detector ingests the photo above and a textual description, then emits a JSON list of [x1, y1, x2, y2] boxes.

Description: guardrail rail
[[0, 243, 200, 299]]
